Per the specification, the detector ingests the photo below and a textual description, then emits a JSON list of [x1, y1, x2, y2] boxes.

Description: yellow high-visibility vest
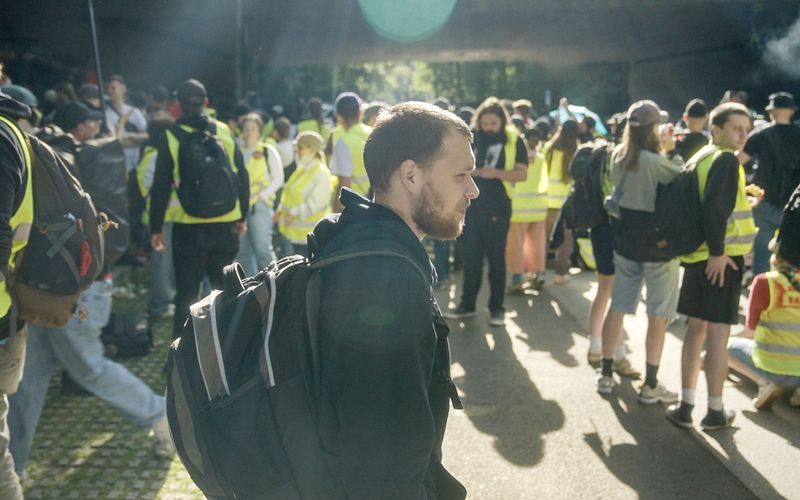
[[546, 147, 572, 209], [0, 114, 34, 319], [245, 143, 280, 206], [297, 119, 331, 144], [753, 271, 800, 376], [165, 120, 243, 224], [511, 153, 548, 223], [339, 122, 372, 197], [279, 159, 332, 244], [682, 145, 757, 263]]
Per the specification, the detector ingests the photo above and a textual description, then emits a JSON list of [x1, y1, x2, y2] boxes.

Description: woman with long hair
[[597, 100, 682, 404], [544, 119, 579, 283], [297, 97, 331, 144]]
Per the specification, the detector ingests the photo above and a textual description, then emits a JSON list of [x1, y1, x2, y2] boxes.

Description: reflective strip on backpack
[[191, 290, 231, 401], [754, 341, 800, 355], [759, 321, 800, 332], [262, 271, 278, 388]]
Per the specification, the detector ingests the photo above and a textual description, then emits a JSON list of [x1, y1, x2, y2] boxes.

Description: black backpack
[[642, 152, 709, 261], [74, 137, 130, 266], [563, 142, 609, 230], [165, 250, 426, 499], [11, 136, 106, 327], [171, 123, 238, 219]]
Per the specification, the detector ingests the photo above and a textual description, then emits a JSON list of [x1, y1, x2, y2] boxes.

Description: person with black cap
[[330, 92, 372, 210], [0, 88, 35, 499], [52, 101, 105, 143], [739, 91, 800, 276], [149, 78, 249, 339], [675, 98, 709, 161], [727, 182, 800, 410]]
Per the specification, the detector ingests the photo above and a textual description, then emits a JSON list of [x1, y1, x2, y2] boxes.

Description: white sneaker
[[638, 383, 679, 404], [150, 412, 175, 458], [597, 374, 615, 395], [753, 381, 784, 410]]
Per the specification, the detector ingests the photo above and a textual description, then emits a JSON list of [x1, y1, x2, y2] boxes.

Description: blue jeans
[[8, 280, 165, 475], [149, 222, 175, 315], [752, 201, 784, 276], [237, 202, 277, 276], [433, 240, 451, 281]]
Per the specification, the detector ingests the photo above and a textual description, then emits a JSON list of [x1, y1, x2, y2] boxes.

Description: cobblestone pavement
[[20, 266, 203, 499]]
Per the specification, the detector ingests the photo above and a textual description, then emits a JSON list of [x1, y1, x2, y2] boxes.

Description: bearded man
[[443, 97, 528, 326], [310, 102, 477, 499]]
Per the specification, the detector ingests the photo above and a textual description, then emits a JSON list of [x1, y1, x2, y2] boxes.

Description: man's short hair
[[710, 102, 750, 129], [335, 92, 361, 121], [364, 102, 472, 195]]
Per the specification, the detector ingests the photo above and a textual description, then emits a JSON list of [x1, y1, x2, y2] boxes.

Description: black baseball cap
[[53, 101, 104, 131], [175, 79, 207, 107], [766, 92, 796, 111], [684, 98, 707, 118]]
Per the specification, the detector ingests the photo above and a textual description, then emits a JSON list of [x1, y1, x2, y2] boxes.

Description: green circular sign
[[358, 0, 457, 43]]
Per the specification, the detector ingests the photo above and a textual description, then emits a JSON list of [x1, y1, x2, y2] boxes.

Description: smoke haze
[[764, 15, 800, 79]]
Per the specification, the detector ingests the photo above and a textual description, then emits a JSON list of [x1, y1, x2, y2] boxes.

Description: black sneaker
[[443, 305, 476, 320], [700, 408, 735, 431], [665, 402, 694, 429]]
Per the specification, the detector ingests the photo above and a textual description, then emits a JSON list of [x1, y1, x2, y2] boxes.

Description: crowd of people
[[1, 63, 799, 497]]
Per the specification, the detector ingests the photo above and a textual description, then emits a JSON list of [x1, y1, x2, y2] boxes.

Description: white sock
[[613, 344, 626, 361], [708, 396, 723, 412], [681, 389, 696, 406], [589, 336, 602, 353]]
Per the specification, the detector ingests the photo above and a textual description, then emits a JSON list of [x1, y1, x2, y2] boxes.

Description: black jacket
[[0, 94, 31, 332], [312, 189, 466, 500]]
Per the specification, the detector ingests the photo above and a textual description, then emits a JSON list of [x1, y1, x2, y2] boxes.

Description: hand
[[150, 232, 165, 252], [705, 254, 738, 287], [273, 209, 281, 224], [283, 213, 294, 225], [471, 167, 496, 179], [235, 221, 247, 237]]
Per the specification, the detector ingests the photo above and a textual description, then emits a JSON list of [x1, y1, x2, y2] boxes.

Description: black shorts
[[677, 255, 744, 325], [590, 222, 615, 276]]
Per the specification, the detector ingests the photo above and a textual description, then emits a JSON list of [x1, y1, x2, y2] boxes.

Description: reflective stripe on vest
[[753, 271, 800, 376], [0, 114, 34, 319], [681, 145, 757, 263], [545, 147, 572, 209], [511, 153, 549, 223], [165, 120, 242, 224], [246, 143, 278, 206], [136, 146, 181, 224], [279, 159, 332, 243], [341, 123, 372, 197], [578, 236, 596, 270]]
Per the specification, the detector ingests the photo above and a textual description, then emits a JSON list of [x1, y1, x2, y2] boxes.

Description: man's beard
[[412, 183, 467, 240]]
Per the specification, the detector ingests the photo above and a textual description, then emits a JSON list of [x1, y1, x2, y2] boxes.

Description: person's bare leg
[[589, 274, 614, 349], [727, 353, 769, 386], [682, 317, 707, 392], [705, 322, 731, 398]]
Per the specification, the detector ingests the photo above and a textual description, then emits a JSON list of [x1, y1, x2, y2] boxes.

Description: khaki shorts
[[610, 253, 679, 318]]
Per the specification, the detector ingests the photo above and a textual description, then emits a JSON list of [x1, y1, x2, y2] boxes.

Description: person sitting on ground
[[727, 182, 800, 410]]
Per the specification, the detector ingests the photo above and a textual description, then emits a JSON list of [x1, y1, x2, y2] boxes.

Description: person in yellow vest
[[330, 92, 372, 210], [135, 118, 178, 318], [544, 120, 579, 284], [506, 128, 548, 292], [666, 102, 758, 431], [274, 131, 332, 257], [728, 184, 800, 410], [443, 97, 527, 327], [297, 97, 331, 145], [0, 90, 34, 499], [235, 112, 284, 275], [149, 79, 250, 339]]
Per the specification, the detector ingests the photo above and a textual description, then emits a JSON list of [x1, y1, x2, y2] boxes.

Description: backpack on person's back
[[563, 141, 609, 230], [170, 123, 239, 219], [10, 135, 107, 327], [165, 248, 426, 499]]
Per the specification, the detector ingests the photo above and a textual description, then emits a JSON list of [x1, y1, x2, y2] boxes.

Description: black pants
[[171, 222, 239, 338], [459, 214, 509, 313]]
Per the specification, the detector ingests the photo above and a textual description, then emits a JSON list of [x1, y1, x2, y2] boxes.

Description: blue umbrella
[[549, 104, 608, 136]]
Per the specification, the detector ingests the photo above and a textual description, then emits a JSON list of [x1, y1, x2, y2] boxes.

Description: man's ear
[[398, 159, 422, 194]]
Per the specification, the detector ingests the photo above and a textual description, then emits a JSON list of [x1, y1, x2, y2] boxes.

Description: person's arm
[[0, 137, 23, 269], [260, 146, 284, 204], [702, 153, 739, 257], [655, 154, 682, 183], [233, 145, 249, 220], [149, 133, 173, 241], [474, 137, 527, 182], [746, 274, 770, 331], [330, 139, 353, 210], [321, 260, 436, 499]]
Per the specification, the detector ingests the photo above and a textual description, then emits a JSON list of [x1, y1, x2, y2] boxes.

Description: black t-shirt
[[743, 123, 800, 207], [469, 132, 527, 219], [675, 132, 708, 162]]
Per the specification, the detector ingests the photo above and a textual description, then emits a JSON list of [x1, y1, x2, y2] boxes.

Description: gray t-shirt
[[610, 145, 682, 213]]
